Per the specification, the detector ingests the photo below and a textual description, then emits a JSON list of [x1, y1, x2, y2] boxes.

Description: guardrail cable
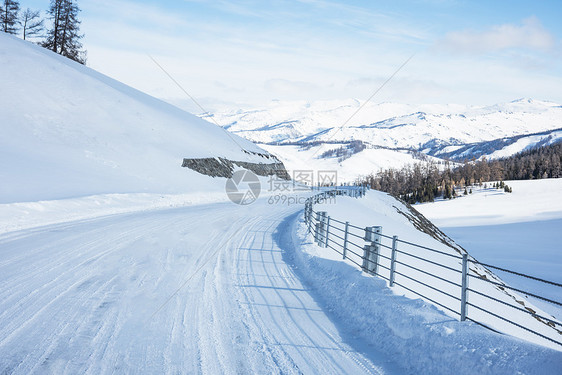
[[303, 188, 562, 349]]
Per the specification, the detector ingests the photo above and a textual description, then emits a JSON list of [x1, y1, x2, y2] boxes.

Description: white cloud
[[438, 17, 556, 54], [264, 79, 319, 93]]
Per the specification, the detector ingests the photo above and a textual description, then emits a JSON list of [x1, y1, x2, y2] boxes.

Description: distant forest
[[359, 142, 562, 204]]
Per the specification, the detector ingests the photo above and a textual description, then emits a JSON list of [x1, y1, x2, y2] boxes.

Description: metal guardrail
[[303, 188, 562, 349]]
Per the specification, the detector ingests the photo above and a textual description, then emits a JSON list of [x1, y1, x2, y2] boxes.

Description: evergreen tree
[[42, 0, 86, 64], [444, 183, 452, 199], [21, 8, 43, 40], [1, 0, 20, 34]]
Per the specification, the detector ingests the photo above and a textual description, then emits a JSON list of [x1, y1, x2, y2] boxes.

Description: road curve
[[0, 199, 400, 374]]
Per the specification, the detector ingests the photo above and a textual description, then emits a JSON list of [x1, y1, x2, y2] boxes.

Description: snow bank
[[0, 172, 301, 235], [290, 214, 562, 374], [301, 190, 562, 351], [0, 191, 227, 236]]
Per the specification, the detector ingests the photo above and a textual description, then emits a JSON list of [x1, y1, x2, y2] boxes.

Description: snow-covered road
[[0, 200, 398, 374]]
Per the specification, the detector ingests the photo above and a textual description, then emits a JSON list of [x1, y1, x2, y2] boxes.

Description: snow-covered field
[[261, 143, 442, 183], [416, 178, 562, 319], [417, 178, 562, 227], [416, 178, 562, 285]]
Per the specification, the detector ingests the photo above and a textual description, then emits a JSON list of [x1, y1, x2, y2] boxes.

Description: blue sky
[[21, 0, 562, 109]]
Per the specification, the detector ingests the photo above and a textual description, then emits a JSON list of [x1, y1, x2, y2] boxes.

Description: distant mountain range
[[202, 99, 562, 180]]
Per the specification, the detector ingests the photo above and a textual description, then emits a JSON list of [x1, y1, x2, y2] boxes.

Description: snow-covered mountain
[[207, 99, 562, 149], [426, 127, 562, 160], [203, 99, 562, 180], [0, 33, 276, 204]]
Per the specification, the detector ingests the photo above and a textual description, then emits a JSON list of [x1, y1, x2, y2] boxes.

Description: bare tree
[[1, 0, 20, 34], [21, 8, 43, 40]]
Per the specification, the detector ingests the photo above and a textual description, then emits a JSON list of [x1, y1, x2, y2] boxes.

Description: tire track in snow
[[232, 210, 386, 374], [0, 218, 171, 350], [0, 201, 397, 374], [0, 207, 213, 374]]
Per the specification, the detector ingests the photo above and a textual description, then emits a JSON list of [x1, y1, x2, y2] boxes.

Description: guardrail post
[[325, 216, 331, 247], [314, 211, 323, 244], [314, 211, 328, 247], [320, 212, 328, 248], [306, 202, 312, 233], [362, 226, 382, 275], [389, 235, 398, 286], [460, 253, 469, 321], [309, 205, 314, 233], [343, 221, 349, 260]]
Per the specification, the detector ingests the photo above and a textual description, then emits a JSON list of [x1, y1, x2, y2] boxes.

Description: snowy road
[[0, 200, 398, 374]]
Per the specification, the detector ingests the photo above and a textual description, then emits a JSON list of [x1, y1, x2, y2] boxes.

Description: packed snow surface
[[0, 198, 397, 374]]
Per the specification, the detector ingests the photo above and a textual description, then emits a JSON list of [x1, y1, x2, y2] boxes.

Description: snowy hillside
[[427, 128, 562, 160], [0, 33, 273, 204]]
